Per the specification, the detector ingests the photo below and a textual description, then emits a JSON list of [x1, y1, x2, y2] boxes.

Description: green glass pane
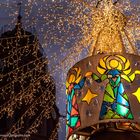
[[92, 74, 99, 80], [114, 87, 118, 97], [127, 113, 133, 119], [104, 110, 114, 119], [115, 76, 120, 86], [116, 104, 129, 116], [66, 125, 68, 132], [123, 94, 128, 100], [105, 84, 115, 99], [71, 117, 78, 127], [101, 74, 107, 81], [104, 93, 114, 102], [71, 89, 75, 100], [113, 114, 121, 119], [110, 79, 115, 86]]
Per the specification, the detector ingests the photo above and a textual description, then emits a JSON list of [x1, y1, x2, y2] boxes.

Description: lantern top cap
[[92, 0, 138, 55]]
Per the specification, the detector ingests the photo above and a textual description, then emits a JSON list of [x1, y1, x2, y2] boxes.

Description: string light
[[0, 7, 58, 139]]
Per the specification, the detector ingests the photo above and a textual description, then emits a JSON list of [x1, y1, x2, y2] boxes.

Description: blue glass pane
[[79, 78, 86, 87], [108, 70, 120, 77], [117, 93, 129, 106], [67, 113, 70, 121], [111, 102, 117, 110], [67, 101, 72, 113], [68, 95, 71, 102], [100, 101, 108, 118], [74, 78, 86, 89], [118, 83, 124, 94], [74, 84, 81, 90]]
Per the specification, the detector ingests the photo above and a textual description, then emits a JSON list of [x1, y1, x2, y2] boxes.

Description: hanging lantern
[[66, 1, 140, 139]]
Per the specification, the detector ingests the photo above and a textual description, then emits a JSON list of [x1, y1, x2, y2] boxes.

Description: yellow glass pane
[[97, 66, 106, 74], [100, 58, 106, 69], [66, 81, 70, 88], [117, 62, 122, 70], [106, 62, 111, 69], [132, 88, 140, 103], [103, 56, 108, 61], [66, 89, 68, 94], [75, 75, 82, 84], [121, 74, 131, 82], [74, 67, 78, 71], [116, 55, 126, 63], [109, 59, 119, 68], [68, 74, 75, 83], [123, 68, 131, 75], [124, 59, 130, 70], [85, 72, 92, 77], [74, 67, 81, 77], [135, 70, 140, 75], [129, 73, 135, 81]]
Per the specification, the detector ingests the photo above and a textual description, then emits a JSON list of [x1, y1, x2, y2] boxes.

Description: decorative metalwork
[[66, 53, 140, 139]]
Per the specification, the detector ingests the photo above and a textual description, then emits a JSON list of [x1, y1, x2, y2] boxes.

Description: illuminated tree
[[0, 11, 59, 140]]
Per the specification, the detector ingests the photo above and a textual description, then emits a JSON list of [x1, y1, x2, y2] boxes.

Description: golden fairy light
[[0, 4, 59, 138]]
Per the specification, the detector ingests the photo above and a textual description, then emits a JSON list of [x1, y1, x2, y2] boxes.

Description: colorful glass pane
[[118, 83, 124, 94], [74, 84, 81, 90], [104, 93, 114, 102], [121, 74, 131, 82], [132, 88, 140, 103], [66, 69, 82, 135], [74, 78, 85, 90], [66, 54, 140, 137], [105, 84, 115, 99], [67, 113, 70, 121], [68, 127, 73, 134], [72, 95, 76, 106], [76, 121, 81, 128], [127, 113, 133, 119], [101, 74, 107, 81], [104, 110, 114, 119], [123, 94, 128, 100], [71, 117, 79, 127], [117, 93, 129, 106], [92, 74, 99, 81], [85, 72, 92, 77], [116, 104, 129, 117], [97, 66, 106, 74], [71, 107, 79, 116], [123, 68, 131, 75], [97, 55, 134, 120], [69, 74, 75, 83], [71, 89, 75, 99], [113, 114, 121, 119]]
